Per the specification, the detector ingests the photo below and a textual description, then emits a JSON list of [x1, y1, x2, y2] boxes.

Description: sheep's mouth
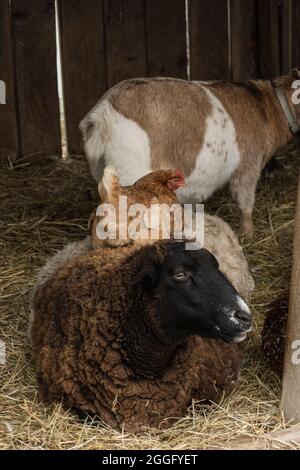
[[231, 332, 248, 343], [220, 332, 248, 344], [214, 325, 252, 344]]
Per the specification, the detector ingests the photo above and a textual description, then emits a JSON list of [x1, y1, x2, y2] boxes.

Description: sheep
[[261, 296, 289, 376], [80, 69, 300, 237], [30, 240, 252, 432], [90, 166, 254, 302]]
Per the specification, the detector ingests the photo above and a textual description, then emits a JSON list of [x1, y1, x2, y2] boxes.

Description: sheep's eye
[[173, 271, 189, 282]]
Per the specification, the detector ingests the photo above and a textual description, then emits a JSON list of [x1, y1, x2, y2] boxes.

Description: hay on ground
[[0, 145, 300, 450]]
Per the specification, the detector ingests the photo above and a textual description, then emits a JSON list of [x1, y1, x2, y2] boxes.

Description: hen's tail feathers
[[98, 166, 120, 200]]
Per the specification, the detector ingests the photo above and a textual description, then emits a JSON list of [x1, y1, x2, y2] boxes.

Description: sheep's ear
[[134, 258, 160, 286], [98, 166, 119, 200]]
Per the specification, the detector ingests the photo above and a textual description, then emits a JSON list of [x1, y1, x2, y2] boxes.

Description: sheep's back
[[30, 244, 136, 407]]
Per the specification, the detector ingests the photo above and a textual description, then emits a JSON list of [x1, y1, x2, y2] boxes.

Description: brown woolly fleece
[[31, 243, 241, 433], [261, 296, 288, 377]]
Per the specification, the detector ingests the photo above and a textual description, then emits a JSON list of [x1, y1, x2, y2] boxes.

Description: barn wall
[[0, 0, 299, 160]]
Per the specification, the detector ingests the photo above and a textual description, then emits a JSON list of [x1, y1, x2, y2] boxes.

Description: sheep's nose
[[234, 309, 252, 327]]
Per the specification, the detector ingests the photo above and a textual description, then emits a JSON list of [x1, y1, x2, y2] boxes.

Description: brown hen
[[90, 167, 185, 248]]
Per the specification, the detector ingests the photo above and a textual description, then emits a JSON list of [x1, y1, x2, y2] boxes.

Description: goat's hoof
[[240, 222, 254, 240]]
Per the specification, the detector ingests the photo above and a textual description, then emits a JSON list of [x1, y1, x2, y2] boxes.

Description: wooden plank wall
[[292, 0, 300, 67], [258, 0, 280, 78], [146, 0, 187, 78], [11, 0, 61, 158], [280, 0, 292, 74], [104, 0, 147, 88], [58, 0, 107, 155], [189, 0, 230, 80], [103, 0, 188, 85], [1, 0, 300, 161], [230, 0, 259, 81], [59, 0, 188, 154], [0, 0, 18, 162]]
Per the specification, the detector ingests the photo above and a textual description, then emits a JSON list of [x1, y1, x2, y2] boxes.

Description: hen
[[90, 167, 185, 248]]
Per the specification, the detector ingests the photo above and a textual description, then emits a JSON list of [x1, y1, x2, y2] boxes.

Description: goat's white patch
[[176, 85, 240, 204], [106, 104, 151, 185], [236, 295, 251, 315], [81, 99, 151, 184]]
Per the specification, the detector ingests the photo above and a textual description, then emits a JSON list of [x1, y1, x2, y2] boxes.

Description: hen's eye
[[173, 271, 189, 281], [170, 177, 179, 183]]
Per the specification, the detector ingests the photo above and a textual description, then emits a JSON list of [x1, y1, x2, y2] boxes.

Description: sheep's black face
[[138, 242, 252, 344]]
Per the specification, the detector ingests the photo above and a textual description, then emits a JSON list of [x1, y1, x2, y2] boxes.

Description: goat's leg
[[229, 162, 261, 238]]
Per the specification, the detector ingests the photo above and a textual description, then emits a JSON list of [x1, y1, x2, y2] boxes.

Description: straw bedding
[[0, 144, 300, 450]]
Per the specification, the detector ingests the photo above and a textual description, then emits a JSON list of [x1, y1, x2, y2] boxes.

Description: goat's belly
[[176, 146, 240, 204], [104, 83, 240, 197], [176, 87, 240, 204]]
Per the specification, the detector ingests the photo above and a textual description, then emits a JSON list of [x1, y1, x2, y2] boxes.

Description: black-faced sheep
[[30, 241, 252, 432]]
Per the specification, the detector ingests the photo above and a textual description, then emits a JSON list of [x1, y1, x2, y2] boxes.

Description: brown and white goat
[[80, 70, 300, 236]]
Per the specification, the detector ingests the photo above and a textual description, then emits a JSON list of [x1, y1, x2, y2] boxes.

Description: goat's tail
[[79, 101, 110, 182]]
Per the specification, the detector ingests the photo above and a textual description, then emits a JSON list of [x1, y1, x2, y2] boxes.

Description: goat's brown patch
[[207, 78, 293, 162], [109, 79, 212, 177]]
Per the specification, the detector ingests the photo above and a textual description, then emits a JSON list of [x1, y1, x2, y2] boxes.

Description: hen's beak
[[177, 179, 185, 188], [167, 177, 186, 190]]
